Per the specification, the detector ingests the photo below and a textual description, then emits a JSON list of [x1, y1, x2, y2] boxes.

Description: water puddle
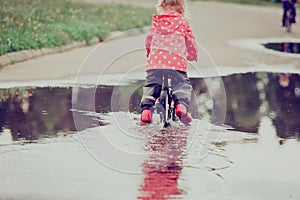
[[0, 72, 299, 143], [1, 72, 300, 200], [263, 42, 300, 54]]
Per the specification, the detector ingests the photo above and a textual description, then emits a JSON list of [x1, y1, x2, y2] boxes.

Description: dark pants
[[141, 69, 193, 111]]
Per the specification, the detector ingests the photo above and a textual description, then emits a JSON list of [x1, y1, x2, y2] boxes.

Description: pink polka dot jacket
[[145, 10, 198, 72]]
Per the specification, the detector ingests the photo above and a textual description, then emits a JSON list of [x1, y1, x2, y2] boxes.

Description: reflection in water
[[0, 87, 104, 140], [263, 42, 300, 54], [222, 73, 261, 133], [0, 87, 73, 140], [0, 72, 299, 142], [138, 126, 188, 199], [266, 73, 300, 140]]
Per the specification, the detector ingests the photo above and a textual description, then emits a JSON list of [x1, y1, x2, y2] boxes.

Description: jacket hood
[[152, 11, 185, 34]]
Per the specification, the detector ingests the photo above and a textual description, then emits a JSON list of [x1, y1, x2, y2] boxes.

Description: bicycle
[[154, 73, 177, 128]]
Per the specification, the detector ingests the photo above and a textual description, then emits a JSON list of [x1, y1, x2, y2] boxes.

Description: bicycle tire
[[286, 8, 292, 32], [158, 72, 176, 127], [162, 90, 170, 127]]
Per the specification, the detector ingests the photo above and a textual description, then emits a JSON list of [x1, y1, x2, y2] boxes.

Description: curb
[[0, 27, 149, 68]]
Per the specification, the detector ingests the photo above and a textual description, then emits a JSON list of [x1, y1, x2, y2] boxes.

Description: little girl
[[141, 0, 198, 124]]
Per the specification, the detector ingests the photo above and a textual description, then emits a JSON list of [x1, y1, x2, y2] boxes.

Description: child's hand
[[187, 54, 197, 62], [146, 48, 150, 57]]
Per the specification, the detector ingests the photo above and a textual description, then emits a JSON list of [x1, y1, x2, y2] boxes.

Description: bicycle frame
[[285, 7, 292, 32], [154, 73, 176, 128]]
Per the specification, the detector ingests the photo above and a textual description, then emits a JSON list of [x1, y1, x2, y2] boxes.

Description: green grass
[[0, 0, 154, 56]]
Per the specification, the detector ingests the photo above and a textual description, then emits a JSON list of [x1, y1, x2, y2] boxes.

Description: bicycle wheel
[[170, 100, 176, 122], [164, 92, 170, 127], [286, 9, 292, 32], [159, 89, 170, 128]]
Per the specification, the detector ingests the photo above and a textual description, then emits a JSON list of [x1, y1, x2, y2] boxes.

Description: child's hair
[[156, 0, 187, 15]]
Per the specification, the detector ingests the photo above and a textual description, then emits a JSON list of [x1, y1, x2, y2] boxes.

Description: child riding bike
[[281, 0, 298, 27], [140, 0, 198, 125]]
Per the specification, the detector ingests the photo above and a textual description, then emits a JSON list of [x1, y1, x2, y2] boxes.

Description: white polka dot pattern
[[145, 10, 198, 72]]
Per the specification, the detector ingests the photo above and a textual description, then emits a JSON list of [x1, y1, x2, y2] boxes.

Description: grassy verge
[[0, 0, 154, 56]]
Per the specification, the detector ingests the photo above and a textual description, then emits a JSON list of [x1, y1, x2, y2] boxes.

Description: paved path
[[0, 1, 299, 84], [1, 2, 300, 200]]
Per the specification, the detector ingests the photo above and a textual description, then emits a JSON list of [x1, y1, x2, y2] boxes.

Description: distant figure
[[281, 42, 294, 53], [279, 73, 290, 87], [281, 0, 298, 27]]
